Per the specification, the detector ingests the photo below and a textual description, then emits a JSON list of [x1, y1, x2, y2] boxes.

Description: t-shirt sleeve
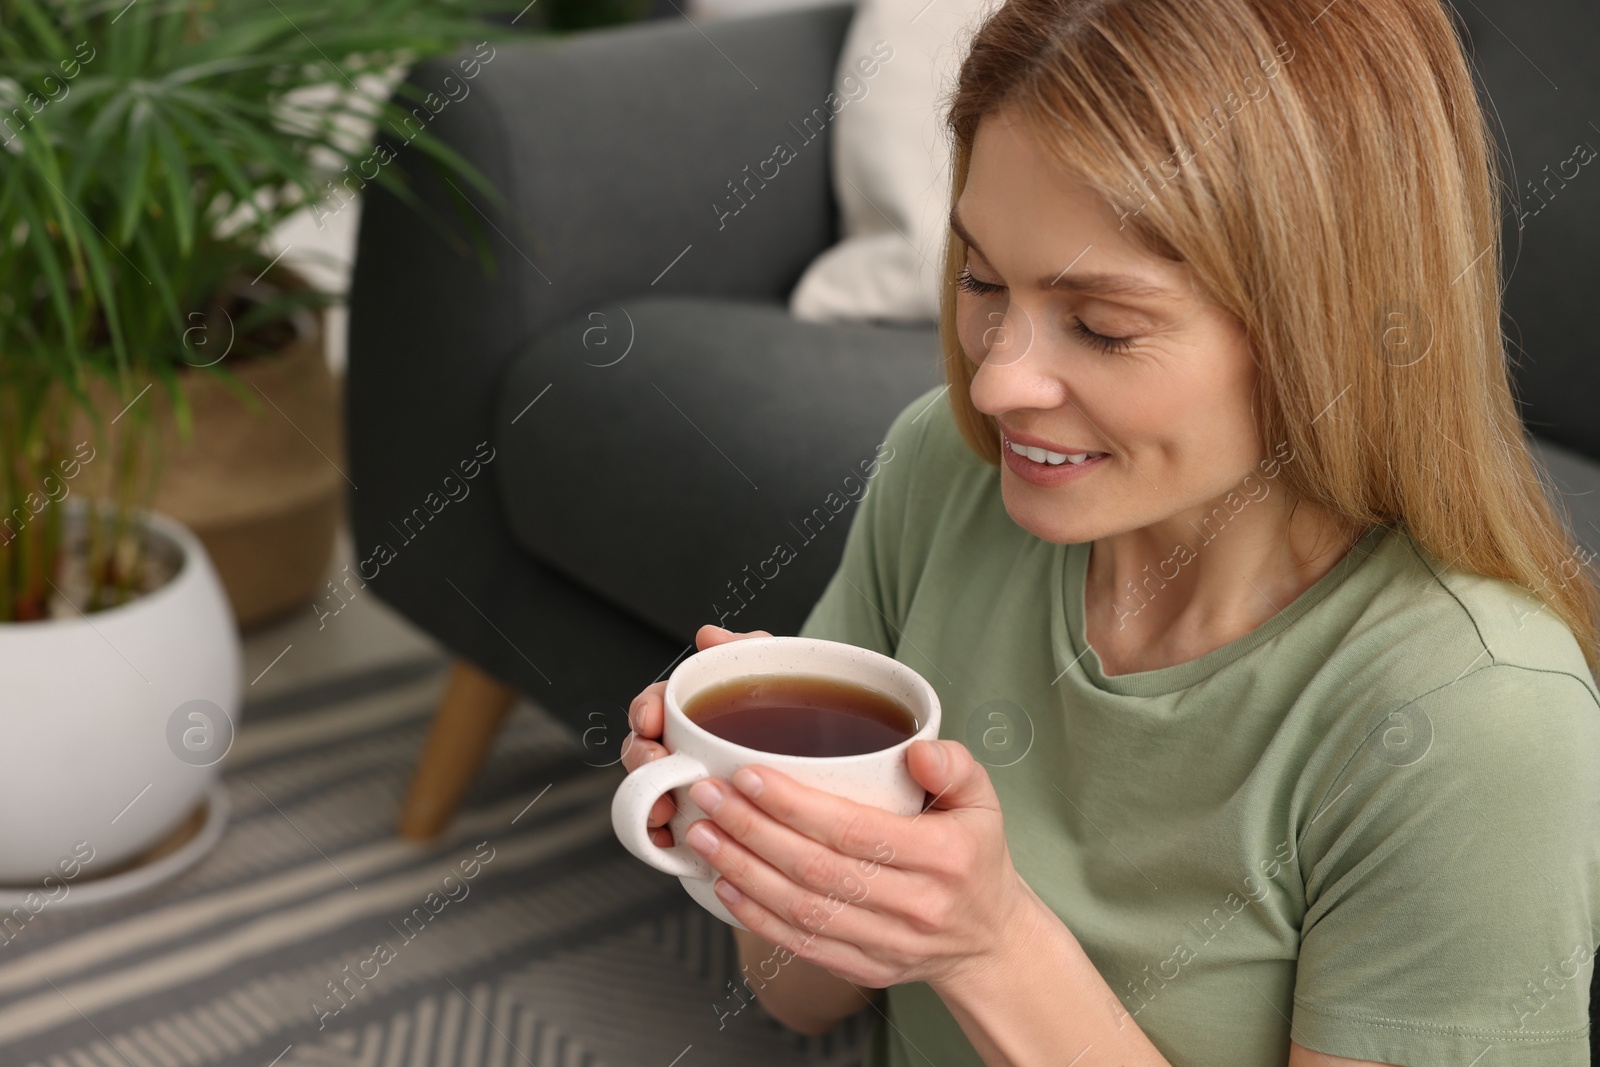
[[1290, 663, 1600, 1066], [794, 385, 941, 657]]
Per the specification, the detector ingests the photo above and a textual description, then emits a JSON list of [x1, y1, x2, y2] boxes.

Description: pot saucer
[[0, 782, 229, 910]]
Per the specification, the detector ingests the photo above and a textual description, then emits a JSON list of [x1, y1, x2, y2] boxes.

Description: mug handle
[[611, 751, 716, 880]]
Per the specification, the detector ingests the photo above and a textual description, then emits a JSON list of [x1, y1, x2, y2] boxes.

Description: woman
[[621, 0, 1600, 1063]]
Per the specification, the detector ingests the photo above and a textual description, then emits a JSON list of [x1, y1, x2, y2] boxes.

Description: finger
[[687, 777, 917, 903], [619, 733, 667, 772], [618, 735, 678, 827], [694, 624, 774, 651], [684, 815, 903, 957], [649, 825, 675, 849], [714, 764, 947, 872], [708, 870, 894, 991], [903, 740, 1001, 815], [628, 682, 667, 738], [648, 787, 677, 829], [707, 861, 888, 982]]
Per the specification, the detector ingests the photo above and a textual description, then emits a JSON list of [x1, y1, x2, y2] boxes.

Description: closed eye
[[955, 266, 1136, 355], [955, 265, 1006, 298]]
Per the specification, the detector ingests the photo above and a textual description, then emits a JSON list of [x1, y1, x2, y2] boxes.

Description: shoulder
[[878, 384, 988, 466], [1379, 661, 1600, 786], [1413, 533, 1593, 678], [872, 383, 996, 510], [1294, 529, 1600, 833], [1296, 648, 1600, 935], [796, 384, 997, 650], [1328, 528, 1598, 716], [1305, 659, 1600, 830]]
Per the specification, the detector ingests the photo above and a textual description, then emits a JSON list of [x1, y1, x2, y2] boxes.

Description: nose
[[967, 301, 1056, 418]]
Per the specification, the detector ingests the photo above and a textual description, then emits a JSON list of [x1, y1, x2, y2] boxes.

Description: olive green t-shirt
[[796, 385, 1600, 1067]]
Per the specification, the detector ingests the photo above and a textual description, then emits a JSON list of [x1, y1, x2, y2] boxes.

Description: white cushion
[[789, 0, 998, 324]]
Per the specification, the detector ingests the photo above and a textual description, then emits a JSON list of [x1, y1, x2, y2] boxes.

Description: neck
[[1084, 491, 1363, 675]]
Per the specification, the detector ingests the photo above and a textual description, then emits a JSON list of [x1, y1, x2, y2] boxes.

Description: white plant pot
[[0, 502, 241, 883]]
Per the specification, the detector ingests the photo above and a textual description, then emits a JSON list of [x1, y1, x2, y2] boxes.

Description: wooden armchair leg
[[398, 657, 518, 840]]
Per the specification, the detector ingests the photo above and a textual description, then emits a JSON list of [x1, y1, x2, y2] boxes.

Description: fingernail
[[689, 778, 724, 814], [732, 767, 763, 798], [687, 823, 719, 855], [930, 741, 947, 771], [715, 878, 742, 904]]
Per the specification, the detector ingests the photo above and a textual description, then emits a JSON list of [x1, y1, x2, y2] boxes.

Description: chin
[[998, 478, 1108, 545]]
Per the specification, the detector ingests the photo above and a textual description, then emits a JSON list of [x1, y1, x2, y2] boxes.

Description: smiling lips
[[999, 428, 1109, 467]]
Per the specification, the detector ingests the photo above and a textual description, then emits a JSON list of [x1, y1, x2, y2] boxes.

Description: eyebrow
[[949, 206, 1178, 301]]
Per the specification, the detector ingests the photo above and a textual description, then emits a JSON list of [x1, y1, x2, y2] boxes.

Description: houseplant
[[0, 0, 510, 884]]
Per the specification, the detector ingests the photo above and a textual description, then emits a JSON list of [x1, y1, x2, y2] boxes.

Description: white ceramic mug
[[610, 636, 941, 929]]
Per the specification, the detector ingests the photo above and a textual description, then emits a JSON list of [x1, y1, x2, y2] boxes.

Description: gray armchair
[[346, 3, 944, 836], [346, 13, 1600, 1054]]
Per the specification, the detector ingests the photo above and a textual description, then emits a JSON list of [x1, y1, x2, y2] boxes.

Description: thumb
[[695, 624, 773, 649], [907, 739, 997, 813]]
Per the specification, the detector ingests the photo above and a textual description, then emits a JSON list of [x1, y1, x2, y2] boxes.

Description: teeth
[[1007, 440, 1103, 466]]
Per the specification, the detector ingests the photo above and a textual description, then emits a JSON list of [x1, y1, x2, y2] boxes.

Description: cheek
[[1192, 342, 1260, 453], [1147, 349, 1260, 475], [954, 297, 994, 363]]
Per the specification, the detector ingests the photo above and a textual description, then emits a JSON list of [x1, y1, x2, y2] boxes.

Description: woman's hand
[[679, 736, 1041, 993], [619, 623, 772, 848]]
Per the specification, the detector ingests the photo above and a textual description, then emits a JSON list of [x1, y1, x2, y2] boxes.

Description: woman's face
[[953, 108, 1266, 546]]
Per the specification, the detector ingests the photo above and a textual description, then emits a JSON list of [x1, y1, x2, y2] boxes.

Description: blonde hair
[[938, 0, 1600, 673]]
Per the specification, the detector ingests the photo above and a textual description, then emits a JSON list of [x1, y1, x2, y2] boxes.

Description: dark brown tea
[[683, 674, 917, 757]]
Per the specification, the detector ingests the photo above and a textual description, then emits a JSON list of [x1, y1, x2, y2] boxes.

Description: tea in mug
[[683, 674, 917, 757]]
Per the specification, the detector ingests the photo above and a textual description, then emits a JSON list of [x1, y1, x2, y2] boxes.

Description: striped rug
[[1, 656, 875, 1066]]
